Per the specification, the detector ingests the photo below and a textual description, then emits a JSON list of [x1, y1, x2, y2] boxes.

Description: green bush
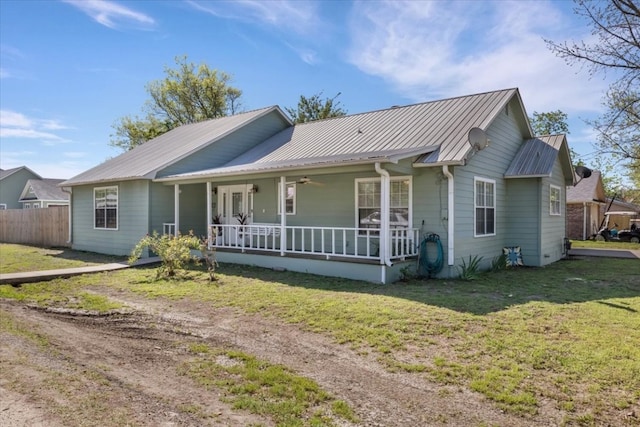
[[129, 231, 202, 279]]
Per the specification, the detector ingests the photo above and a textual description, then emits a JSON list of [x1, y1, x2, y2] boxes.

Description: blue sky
[[0, 0, 613, 179]]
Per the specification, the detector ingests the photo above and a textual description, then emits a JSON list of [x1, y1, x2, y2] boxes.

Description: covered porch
[[159, 164, 425, 282]]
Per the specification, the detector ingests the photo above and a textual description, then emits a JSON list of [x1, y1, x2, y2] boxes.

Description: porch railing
[[207, 223, 420, 261]]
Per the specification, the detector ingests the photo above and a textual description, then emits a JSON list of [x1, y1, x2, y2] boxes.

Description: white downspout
[[442, 165, 455, 266], [375, 163, 392, 269], [279, 176, 287, 256], [63, 187, 72, 244], [206, 182, 212, 248], [582, 202, 587, 240], [174, 184, 180, 237]]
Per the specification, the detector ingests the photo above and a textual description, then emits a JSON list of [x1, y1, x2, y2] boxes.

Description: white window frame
[[0, 204, 6, 210], [24, 203, 31, 209], [33, 203, 40, 208], [277, 182, 296, 215], [94, 185, 118, 230], [550, 185, 561, 216], [474, 177, 496, 237], [355, 176, 412, 232]]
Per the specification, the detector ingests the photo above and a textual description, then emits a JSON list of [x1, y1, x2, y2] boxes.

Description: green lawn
[[1, 244, 639, 425], [570, 239, 640, 250], [0, 243, 126, 274]]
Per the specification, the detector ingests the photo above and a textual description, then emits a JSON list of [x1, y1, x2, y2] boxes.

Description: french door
[[217, 184, 253, 225]]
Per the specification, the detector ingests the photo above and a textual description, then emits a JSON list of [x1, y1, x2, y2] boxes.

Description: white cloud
[[188, 0, 319, 35], [346, 0, 610, 116], [0, 110, 70, 143], [63, 0, 155, 30], [187, 0, 323, 63], [0, 110, 32, 128]]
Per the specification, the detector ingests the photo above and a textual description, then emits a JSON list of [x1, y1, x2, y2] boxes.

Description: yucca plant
[[457, 255, 483, 280]]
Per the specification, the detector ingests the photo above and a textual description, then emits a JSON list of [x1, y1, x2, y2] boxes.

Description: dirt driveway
[[1, 286, 559, 426]]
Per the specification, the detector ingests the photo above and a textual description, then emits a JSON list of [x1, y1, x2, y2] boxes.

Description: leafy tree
[[111, 56, 242, 151], [529, 110, 569, 136], [545, 0, 640, 179], [286, 91, 347, 124]]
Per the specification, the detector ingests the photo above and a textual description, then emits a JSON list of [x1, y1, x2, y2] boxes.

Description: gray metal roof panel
[[252, 88, 517, 164], [504, 135, 565, 178], [61, 107, 284, 186]]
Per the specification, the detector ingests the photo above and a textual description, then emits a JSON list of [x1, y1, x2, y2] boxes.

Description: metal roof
[[61, 107, 284, 186], [504, 134, 567, 178], [163, 88, 521, 180], [19, 179, 69, 202]]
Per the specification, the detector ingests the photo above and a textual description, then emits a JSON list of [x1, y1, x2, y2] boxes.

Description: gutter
[[442, 165, 455, 266], [374, 162, 392, 268]]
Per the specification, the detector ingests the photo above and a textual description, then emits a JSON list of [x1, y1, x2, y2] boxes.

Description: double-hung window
[[550, 185, 561, 215], [94, 186, 118, 229], [474, 177, 495, 236], [356, 177, 410, 232], [277, 182, 296, 215]]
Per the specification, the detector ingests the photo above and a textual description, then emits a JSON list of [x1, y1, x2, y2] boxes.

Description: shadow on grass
[[47, 247, 128, 264], [207, 256, 640, 315]]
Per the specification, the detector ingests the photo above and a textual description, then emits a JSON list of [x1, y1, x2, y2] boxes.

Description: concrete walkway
[[0, 257, 160, 286], [568, 248, 640, 260]]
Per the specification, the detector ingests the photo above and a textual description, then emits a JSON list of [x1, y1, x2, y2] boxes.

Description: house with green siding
[[0, 166, 42, 210], [61, 88, 576, 283]]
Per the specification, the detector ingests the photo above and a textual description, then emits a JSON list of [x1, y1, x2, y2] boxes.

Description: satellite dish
[[575, 165, 592, 179], [468, 127, 489, 150]]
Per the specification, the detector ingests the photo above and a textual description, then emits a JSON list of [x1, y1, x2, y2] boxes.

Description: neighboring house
[[566, 170, 606, 240], [19, 179, 70, 209], [0, 166, 42, 210], [62, 88, 576, 283]]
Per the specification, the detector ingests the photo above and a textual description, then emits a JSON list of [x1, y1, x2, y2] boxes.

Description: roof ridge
[[292, 88, 518, 126]]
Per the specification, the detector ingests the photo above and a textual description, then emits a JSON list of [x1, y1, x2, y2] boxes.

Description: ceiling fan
[[298, 176, 324, 186]]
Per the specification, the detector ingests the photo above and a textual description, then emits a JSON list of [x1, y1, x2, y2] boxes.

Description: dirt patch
[[1, 288, 559, 426]]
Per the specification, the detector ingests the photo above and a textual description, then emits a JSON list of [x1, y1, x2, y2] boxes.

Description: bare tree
[[546, 0, 640, 164]]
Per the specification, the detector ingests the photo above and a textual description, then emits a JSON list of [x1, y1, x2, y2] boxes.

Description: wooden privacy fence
[[0, 206, 70, 248]]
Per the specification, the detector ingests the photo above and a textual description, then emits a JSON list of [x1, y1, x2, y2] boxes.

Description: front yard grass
[[0, 243, 126, 274], [1, 243, 639, 425]]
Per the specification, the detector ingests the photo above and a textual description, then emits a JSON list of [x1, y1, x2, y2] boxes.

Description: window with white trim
[[550, 185, 561, 215], [0, 204, 6, 210], [474, 177, 495, 236], [94, 186, 118, 229], [356, 177, 410, 232], [24, 203, 31, 209], [277, 182, 296, 215]]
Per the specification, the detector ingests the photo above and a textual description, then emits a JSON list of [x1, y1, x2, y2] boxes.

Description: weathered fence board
[[0, 206, 70, 248]]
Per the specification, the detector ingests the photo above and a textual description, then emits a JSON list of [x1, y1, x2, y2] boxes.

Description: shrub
[[129, 231, 202, 279]]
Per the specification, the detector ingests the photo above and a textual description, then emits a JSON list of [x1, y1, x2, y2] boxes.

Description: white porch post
[[375, 163, 391, 267], [206, 181, 212, 247], [174, 184, 180, 237], [280, 176, 287, 256]]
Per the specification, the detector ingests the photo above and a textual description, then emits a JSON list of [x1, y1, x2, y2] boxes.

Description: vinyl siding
[[71, 180, 150, 256], [505, 178, 541, 265], [157, 113, 290, 177], [177, 183, 207, 236], [539, 159, 568, 265], [149, 183, 175, 235], [452, 101, 524, 271], [0, 169, 41, 209]]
